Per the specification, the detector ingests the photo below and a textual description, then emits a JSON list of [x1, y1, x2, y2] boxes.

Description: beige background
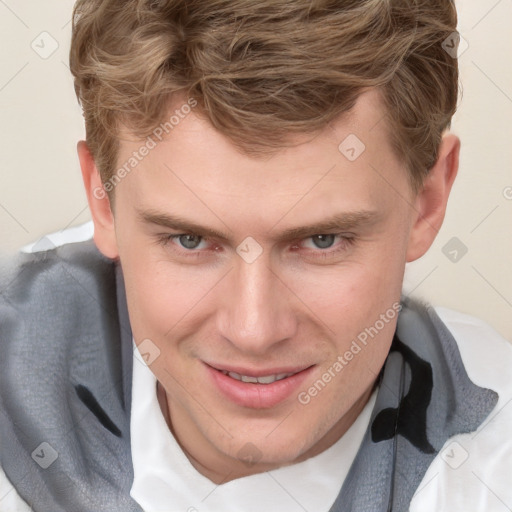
[[0, 1, 511, 339]]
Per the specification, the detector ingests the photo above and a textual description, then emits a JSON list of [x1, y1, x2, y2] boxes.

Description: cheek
[[289, 257, 403, 335], [123, 260, 203, 342], [120, 246, 226, 368]]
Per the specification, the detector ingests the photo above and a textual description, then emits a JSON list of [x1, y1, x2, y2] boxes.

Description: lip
[[205, 363, 315, 409]]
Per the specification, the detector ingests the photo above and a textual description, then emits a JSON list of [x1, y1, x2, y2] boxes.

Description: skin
[[78, 89, 459, 484]]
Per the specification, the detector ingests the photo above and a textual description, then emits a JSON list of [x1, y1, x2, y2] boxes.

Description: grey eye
[[311, 234, 335, 249], [178, 234, 203, 249]]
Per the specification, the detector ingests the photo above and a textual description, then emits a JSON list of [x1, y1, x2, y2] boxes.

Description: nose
[[216, 256, 298, 356]]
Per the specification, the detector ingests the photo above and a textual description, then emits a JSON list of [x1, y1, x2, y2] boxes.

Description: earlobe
[[77, 141, 119, 260], [406, 134, 460, 263]]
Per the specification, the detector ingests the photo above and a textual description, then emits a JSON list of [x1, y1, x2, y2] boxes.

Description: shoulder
[[0, 236, 116, 316], [0, 226, 131, 511], [434, 307, 512, 395], [0, 238, 116, 366], [0, 222, 102, 295], [0, 235, 119, 393], [410, 307, 512, 512]]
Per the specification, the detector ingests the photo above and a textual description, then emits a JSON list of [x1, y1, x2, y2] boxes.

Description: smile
[[206, 363, 315, 409], [219, 370, 296, 384]]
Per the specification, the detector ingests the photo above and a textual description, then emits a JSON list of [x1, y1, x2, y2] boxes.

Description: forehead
[[114, 89, 411, 226]]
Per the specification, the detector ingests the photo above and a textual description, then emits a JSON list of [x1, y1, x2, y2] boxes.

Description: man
[[1, 0, 511, 511]]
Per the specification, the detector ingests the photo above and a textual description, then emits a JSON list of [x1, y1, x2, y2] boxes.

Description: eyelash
[[156, 233, 356, 261], [292, 235, 356, 258], [156, 234, 220, 258]]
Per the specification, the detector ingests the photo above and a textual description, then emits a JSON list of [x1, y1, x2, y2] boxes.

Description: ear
[[406, 134, 460, 262], [77, 141, 119, 259]]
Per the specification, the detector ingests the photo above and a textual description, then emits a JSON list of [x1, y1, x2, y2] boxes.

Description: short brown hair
[[70, 0, 459, 193]]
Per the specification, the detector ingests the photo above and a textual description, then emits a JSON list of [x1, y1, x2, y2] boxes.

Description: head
[[71, 0, 460, 481]]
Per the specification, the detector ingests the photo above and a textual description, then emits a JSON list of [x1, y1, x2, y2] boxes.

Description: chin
[[224, 423, 321, 468]]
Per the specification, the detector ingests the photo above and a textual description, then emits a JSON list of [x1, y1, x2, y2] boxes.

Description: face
[[82, 89, 457, 483]]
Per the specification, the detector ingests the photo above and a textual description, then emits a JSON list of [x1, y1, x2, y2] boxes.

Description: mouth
[[205, 363, 315, 409], [218, 370, 297, 385]]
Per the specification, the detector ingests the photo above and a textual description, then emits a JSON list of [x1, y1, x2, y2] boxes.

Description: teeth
[[222, 370, 294, 384], [256, 375, 278, 384]]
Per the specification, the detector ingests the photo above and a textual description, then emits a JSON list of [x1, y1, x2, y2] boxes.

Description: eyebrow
[[137, 209, 231, 240], [137, 208, 380, 241], [277, 210, 380, 240]]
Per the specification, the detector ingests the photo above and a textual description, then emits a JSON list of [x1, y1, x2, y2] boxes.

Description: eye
[[304, 234, 337, 249], [155, 232, 223, 260], [174, 234, 206, 250]]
